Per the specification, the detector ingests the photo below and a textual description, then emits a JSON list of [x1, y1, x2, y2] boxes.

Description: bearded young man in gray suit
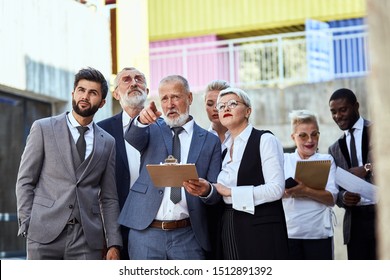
[[328, 88, 376, 260], [118, 75, 222, 260], [97, 67, 148, 260], [16, 67, 122, 260]]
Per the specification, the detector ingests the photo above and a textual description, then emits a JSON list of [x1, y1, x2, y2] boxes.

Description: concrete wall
[[0, 0, 113, 121], [191, 77, 369, 154]]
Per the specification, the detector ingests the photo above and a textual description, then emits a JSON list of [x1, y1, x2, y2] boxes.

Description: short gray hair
[[289, 109, 319, 133], [159, 75, 190, 93], [217, 87, 251, 108]]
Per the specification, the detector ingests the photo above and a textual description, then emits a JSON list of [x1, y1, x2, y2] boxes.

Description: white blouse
[[283, 151, 338, 239], [217, 124, 285, 215]]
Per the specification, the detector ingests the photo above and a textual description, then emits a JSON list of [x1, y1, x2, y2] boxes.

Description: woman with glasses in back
[[184, 87, 288, 259], [283, 110, 338, 260]]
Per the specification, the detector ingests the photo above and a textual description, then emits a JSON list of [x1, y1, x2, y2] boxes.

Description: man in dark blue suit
[[97, 67, 148, 259], [118, 75, 222, 259]]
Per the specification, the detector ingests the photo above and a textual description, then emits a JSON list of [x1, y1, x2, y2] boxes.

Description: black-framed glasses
[[296, 131, 320, 141], [216, 99, 246, 112]]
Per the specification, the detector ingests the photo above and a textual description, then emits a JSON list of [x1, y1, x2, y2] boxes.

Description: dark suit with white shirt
[[98, 111, 132, 259], [328, 119, 376, 259]]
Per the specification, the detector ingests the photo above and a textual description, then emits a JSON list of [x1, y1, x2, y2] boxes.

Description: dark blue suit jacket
[[97, 111, 131, 259], [97, 112, 130, 210], [118, 117, 222, 251]]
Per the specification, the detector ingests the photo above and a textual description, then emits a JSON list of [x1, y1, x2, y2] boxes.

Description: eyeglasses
[[215, 99, 246, 112], [119, 75, 146, 86], [296, 131, 320, 141]]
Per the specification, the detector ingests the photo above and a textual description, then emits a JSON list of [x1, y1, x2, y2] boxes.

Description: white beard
[[119, 90, 147, 108], [164, 111, 190, 128]]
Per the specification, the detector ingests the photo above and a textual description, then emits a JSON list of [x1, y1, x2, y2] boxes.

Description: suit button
[[68, 205, 74, 209]]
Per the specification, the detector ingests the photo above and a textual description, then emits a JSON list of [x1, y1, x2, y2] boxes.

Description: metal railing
[[149, 25, 368, 94]]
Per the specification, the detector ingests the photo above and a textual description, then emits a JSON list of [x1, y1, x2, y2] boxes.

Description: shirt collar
[[68, 111, 93, 130], [122, 110, 132, 128], [180, 117, 194, 135], [344, 116, 364, 136], [231, 123, 252, 145], [294, 149, 317, 160], [239, 123, 252, 140]]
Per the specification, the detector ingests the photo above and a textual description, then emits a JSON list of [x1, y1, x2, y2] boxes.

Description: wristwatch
[[364, 163, 372, 173]]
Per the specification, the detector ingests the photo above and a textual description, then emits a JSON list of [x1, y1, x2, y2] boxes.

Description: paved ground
[[333, 207, 347, 260]]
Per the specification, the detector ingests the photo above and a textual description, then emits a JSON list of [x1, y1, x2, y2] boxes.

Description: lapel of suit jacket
[[338, 134, 352, 168], [187, 122, 206, 164], [77, 123, 106, 182], [112, 112, 129, 171], [186, 122, 206, 207], [159, 119, 174, 157], [52, 113, 77, 180], [159, 120, 206, 163], [362, 121, 371, 164], [339, 120, 371, 168]]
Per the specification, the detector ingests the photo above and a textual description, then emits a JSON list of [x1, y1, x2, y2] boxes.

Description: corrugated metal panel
[[148, 0, 366, 41], [149, 35, 219, 91]]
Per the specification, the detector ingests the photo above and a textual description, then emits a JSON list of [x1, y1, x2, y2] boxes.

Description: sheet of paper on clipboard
[[146, 155, 199, 187]]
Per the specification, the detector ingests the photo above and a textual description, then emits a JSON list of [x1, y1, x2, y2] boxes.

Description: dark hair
[[74, 67, 109, 99], [329, 88, 357, 105]]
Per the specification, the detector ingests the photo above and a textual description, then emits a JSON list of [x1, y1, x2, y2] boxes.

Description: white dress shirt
[[283, 151, 338, 239], [343, 116, 374, 205], [217, 124, 285, 215], [134, 117, 194, 221], [122, 112, 141, 189], [66, 111, 94, 160]]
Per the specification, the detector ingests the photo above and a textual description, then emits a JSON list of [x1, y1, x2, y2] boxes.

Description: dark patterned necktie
[[349, 128, 358, 167], [170, 127, 184, 204], [76, 126, 89, 161]]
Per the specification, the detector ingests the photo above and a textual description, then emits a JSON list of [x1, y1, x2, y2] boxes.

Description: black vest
[[232, 128, 289, 259]]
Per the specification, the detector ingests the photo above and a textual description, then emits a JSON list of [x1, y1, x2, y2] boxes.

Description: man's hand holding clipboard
[[146, 155, 198, 187], [146, 156, 212, 197]]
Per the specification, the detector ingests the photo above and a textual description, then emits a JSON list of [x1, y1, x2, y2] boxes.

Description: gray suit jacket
[[16, 112, 122, 250], [328, 119, 374, 244], [118, 117, 221, 251]]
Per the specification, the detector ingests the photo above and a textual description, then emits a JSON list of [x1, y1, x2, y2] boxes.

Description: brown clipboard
[[294, 160, 331, 190], [146, 155, 199, 187]]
